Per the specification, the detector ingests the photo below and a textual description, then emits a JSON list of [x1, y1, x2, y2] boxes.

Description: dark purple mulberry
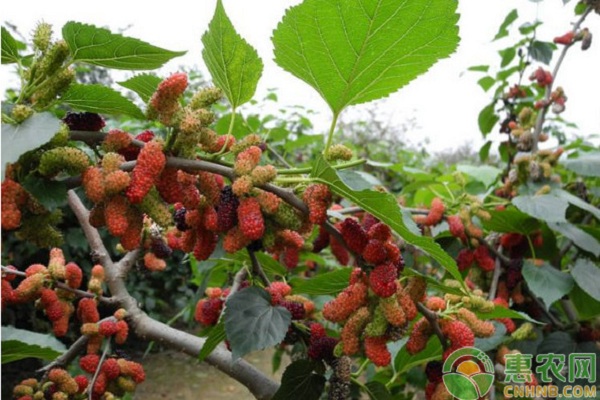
[[216, 186, 239, 232], [63, 112, 105, 131], [173, 207, 189, 231]]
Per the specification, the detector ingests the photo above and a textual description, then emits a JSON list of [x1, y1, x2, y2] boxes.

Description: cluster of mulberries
[[126, 140, 167, 204], [530, 67, 553, 87], [323, 271, 423, 366], [307, 323, 338, 364], [265, 281, 315, 321], [76, 355, 145, 398]]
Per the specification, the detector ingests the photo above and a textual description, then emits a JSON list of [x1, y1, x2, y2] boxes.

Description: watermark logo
[[442, 346, 495, 400]]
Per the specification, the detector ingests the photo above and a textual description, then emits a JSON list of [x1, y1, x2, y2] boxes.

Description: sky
[[2, 0, 599, 153]]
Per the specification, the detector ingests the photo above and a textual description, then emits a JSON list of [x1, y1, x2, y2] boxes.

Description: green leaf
[[117, 74, 162, 103], [394, 336, 442, 374], [272, 0, 460, 114], [570, 285, 600, 320], [512, 194, 569, 223], [478, 103, 499, 136], [499, 47, 517, 67], [62, 21, 185, 70], [197, 321, 226, 362], [494, 9, 518, 41], [476, 305, 542, 324], [1, 326, 66, 364], [519, 21, 542, 35], [475, 322, 507, 352], [338, 170, 381, 190], [1, 112, 61, 180], [575, 2, 588, 15], [481, 208, 541, 235], [1, 26, 26, 64], [456, 164, 501, 187], [214, 113, 252, 138], [403, 268, 463, 296], [61, 84, 145, 119], [365, 381, 393, 400], [522, 260, 574, 309], [529, 41, 555, 65], [479, 141, 492, 162], [21, 175, 68, 211], [201, 0, 263, 108], [468, 65, 489, 73], [289, 268, 352, 295], [554, 189, 600, 221], [312, 156, 463, 284], [571, 259, 600, 302], [224, 287, 291, 360], [254, 252, 287, 276], [548, 222, 600, 257], [563, 152, 600, 177], [272, 360, 325, 400], [477, 76, 496, 92]]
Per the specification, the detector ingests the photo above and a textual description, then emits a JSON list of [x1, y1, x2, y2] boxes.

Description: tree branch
[[416, 302, 447, 349], [67, 191, 280, 400], [0, 265, 115, 304], [531, 6, 593, 152], [248, 249, 271, 286], [37, 334, 89, 374]]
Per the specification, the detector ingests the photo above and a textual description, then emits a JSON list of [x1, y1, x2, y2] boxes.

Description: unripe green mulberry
[[190, 87, 222, 109], [38, 147, 90, 176], [364, 304, 388, 337], [33, 22, 53, 52], [11, 105, 34, 123], [325, 144, 353, 162], [138, 187, 172, 227]]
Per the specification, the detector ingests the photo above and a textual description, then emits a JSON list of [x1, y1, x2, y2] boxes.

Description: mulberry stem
[[324, 112, 339, 155]]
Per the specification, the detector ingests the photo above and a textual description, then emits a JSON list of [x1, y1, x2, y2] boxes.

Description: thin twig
[[266, 144, 292, 169], [228, 268, 249, 299], [247, 249, 271, 286], [416, 302, 447, 349], [488, 255, 503, 301], [88, 339, 111, 400], [531, 6, 593, 152], [37, 334, 89, 374], [0, 266, 114, 304]]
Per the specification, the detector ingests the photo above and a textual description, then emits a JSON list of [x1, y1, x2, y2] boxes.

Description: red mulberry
[[369, 263, 398, 298], [323, 282, 368, 323], [303, 184, 331, 225], [364, 336, 391, 366], [440, 319, 475, 360], [362, 240, 388, 265], [340, 218, 368, 254], [195, 297, 223, 326], [125, 140, 166, 204], [105, 195, 129, 237], [237, 197, 265, 240], [82, 167, 105, 203], [406, 318, 432, 355], [340, 307, 370, 355]]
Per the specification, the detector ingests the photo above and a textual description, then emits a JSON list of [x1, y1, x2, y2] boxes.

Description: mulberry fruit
[[362, 240, 388, 265], [340, 218, 368, 254], [303, 184, 331, 225], [82, 167, 106, 203], [369, 263, 398, 298], [194, 297, 223, 326], [364, 336, 391, 366], [104, 195, 129, 237], [125, 140, 166, 203], [406, 318, 432, 355], [440, 319, 475, 360], [237, 197, 265, 240], [323, 282, 368, 323], [143, 252, 166, 272], [102, 129, 132, 153], [216, 186, 239, 232], [62, 112, 105, 131]]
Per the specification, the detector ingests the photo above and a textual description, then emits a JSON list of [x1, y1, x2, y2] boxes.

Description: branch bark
[[67, 190, 279, 400], [416, 302, 447, 349]]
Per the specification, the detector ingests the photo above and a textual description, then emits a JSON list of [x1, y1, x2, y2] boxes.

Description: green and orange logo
[[443, 347, 495, 400]]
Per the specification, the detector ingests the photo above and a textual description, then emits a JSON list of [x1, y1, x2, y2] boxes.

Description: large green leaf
[[289, 268, 352, 295], [197, 321, 226, 362], [1, 26, 26, 64], [272, 0, 459, 114], [365, 381, 393, 400], [529, 40, 555, 65], [554, 189, 600, 221], [478, 103, 499, 136], [117, 74, 162, 103], [201, 0, 263, 108], [21, 175, 68, 211], [394, 336, 442, 374], [476, 305, 541, 324], [570, 285, 600, 320], [62, 21, 185, 70], [224, 287, 291, 360], [571, 259, 600, 302], [61, 84, 145, 119], [563, 152, 600, 177], [1, 112, 61, 179], [456, 164, 502, 187], [512, 194, 569, 223], [482, 208, 541, 235], [522, 260, 574, 309], [548, 222, 600, 257], [312, 156, 463, 284], [272, 360, 326, 400], [1, 326, 66, 364]]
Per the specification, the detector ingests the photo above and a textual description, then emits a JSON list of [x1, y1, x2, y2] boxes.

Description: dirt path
[[134, 349, 287, 399]]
